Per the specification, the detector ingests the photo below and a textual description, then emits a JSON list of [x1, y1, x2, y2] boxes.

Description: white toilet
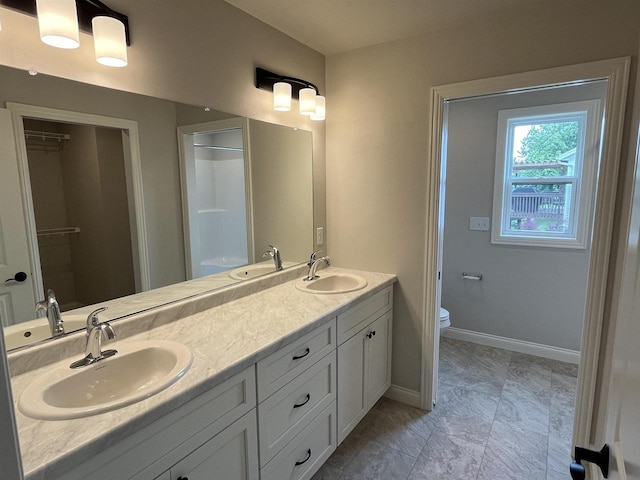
[[439, 307, 451, 334]]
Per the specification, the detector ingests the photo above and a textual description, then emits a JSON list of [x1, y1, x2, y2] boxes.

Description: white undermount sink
[[18, 340, 193, 420], [295, 273, 367, 294]]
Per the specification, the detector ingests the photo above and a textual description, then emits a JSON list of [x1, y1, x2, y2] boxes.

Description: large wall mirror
[[0, 64, 314, 351]]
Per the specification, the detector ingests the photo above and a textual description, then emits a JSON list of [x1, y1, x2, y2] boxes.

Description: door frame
[[6, 102, 151, 301], [421, 57, 630, 450]]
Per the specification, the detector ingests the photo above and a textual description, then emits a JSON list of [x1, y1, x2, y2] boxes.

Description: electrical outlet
[[469, 217, 490, 231], [316, 227, 324, 245]]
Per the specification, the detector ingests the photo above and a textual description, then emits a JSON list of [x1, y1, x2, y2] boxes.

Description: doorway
[[178, 118, 253, 280], [1, 103, 150, 325], [441, 81, 606, 359], [23, 118, 136, 312], [422, 58, 630, 456]]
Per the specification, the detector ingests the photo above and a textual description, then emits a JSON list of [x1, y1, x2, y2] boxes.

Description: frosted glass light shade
[[36, 0, 80, 49], [92, 16, 128, 67], [310, 96, 326, 121], [299, 88, 316, 116], [273, 82, 292, 111]]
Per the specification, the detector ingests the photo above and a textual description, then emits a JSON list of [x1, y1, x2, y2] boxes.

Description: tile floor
[[312, 337, 578, 480]]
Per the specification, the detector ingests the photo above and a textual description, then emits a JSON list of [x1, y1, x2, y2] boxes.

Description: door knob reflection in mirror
[[5, 272, 27, 284]]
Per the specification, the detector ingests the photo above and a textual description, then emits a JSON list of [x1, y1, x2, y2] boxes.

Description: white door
[[337, 330, 367, 444], [591, 135, 640, 480], [366, 311, 392, 406], [0, 108, 37, 326]]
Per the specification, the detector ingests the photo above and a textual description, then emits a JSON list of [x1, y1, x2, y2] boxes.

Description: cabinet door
[[366, 311, 392, 407], [170, 410, 259, 480], [337, 330, 367, 445]]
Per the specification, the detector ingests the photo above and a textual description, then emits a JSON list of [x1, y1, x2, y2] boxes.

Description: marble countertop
[[11, 266, 396, 480]]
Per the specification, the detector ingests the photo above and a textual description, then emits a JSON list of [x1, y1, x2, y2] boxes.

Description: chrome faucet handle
[[262, 244, 277, 258], [308, 250, 323, 267], [86, 306, 108, 330], [34, 299, 47, 317]]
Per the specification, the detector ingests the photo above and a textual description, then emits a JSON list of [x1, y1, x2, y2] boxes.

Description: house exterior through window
[[491, 100, 602, 249]]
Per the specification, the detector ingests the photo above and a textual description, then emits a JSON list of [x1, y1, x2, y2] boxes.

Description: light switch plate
[[469, 217, 490, 231]]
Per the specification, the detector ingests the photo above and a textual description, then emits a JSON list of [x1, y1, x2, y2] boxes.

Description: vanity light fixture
[[92, 15, 127, 67], [310, 95, 326, 121], [36, 0, 80, 49], [255, 67, 325, 120], [273, 82, 292, 111], [299, 88, 316, 116], [3, 0, 131, 66]]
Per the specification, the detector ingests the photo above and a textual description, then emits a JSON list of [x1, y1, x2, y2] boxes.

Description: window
[[491, 100, 601, 248]]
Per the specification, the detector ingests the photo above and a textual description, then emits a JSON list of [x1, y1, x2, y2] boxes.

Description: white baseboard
[[442, 327, 580, 364], [384, 384, 422, 408]]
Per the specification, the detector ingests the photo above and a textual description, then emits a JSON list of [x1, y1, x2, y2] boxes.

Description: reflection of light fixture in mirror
[[92, 16, 128, 67], [310, 95, 326, 121], [273, 82, 292, 111], [255, 67, 324, 120], [36, 0, 80, 49], [299, 88, 316, 116]]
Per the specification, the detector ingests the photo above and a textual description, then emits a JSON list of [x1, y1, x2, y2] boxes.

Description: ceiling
[[224, 0, 543, 56]]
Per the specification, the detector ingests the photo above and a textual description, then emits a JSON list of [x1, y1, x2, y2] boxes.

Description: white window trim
[[491, 99, 602, 249]]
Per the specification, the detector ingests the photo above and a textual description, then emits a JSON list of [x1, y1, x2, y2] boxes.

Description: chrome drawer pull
[[293, 393, 311, 409], [292, 347, 310, 360], [295, 448, 312, 466]]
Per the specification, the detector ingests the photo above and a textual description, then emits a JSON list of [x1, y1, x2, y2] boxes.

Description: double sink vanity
[[8, 264, 396, 480]]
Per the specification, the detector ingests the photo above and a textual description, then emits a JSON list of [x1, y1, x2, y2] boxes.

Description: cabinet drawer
[[258, 351, 336, 465], [261, 401, 336, 480], [337, 286, 392, 344], [257, 318, 336, 402]]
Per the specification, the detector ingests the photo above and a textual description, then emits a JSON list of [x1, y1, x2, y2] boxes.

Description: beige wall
[[249, 120, 314, 263], [326, 1, 640, 392]]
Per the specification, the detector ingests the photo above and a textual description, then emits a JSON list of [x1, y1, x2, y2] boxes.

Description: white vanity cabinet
[[337, 286, 393, 444], [19, 275, 398, 480], [256, 319, 338, 480]]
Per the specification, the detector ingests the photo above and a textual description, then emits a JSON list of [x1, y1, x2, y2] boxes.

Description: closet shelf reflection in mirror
[[36, 227, 81, 237]]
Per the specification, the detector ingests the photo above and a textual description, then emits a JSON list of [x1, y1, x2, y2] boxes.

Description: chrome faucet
[[70, 307, 117, 368], [307, 250, 322, 269], [263, 244, 283, 271], [305, 255, 331, 281], [35, 289, 64, 337]]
